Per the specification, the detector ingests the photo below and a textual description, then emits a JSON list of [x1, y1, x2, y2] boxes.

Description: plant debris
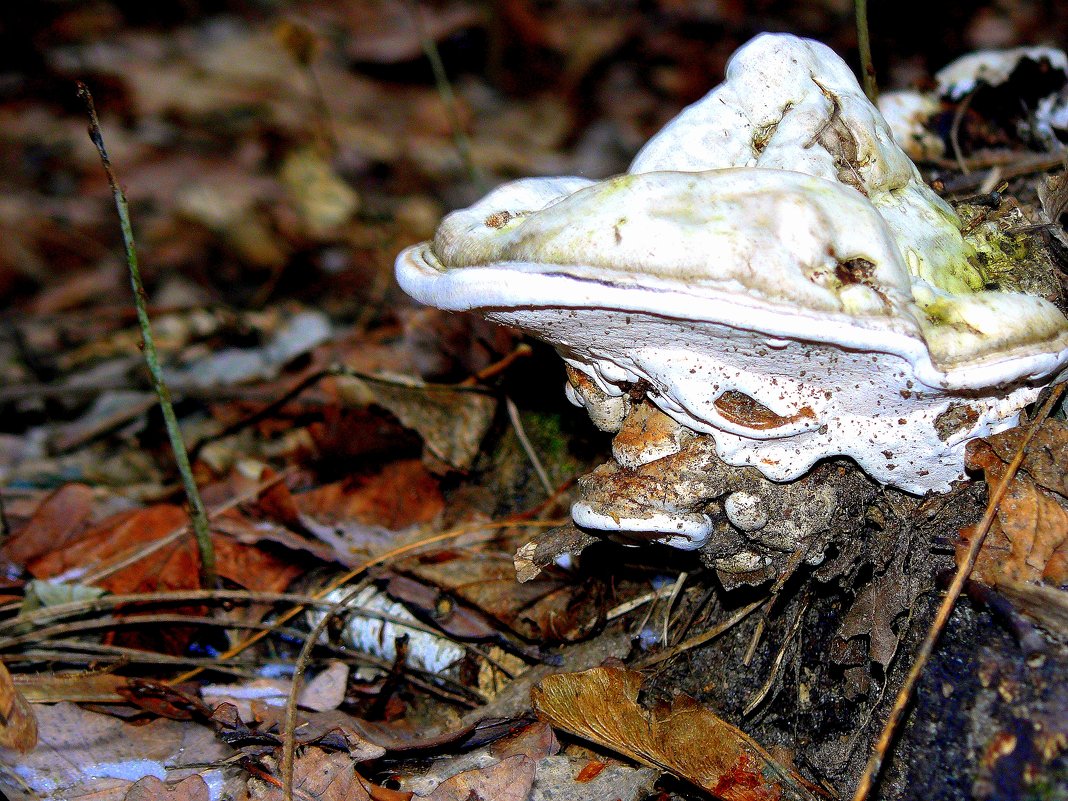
[[2, 2, 1068, 800]]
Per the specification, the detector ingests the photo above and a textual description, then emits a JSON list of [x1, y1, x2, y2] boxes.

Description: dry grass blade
[[168, 516, 565, 686], [506, 396, 554, 497], [635, 598, 765, 669], [852, 383, 1066, 801], [0, 589, 344, 636], [282, 581, 370, 801]]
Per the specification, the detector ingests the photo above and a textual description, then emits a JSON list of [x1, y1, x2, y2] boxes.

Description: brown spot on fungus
[[485, 210, 514, 229], [934, 403, 981, 442], [714, 390, 817, 430], [835, 257, 877, 285]]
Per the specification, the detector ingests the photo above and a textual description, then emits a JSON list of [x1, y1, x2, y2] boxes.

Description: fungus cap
[[396, 32, 1068, 496]]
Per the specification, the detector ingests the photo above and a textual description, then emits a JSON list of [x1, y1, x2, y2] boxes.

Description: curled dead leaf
[[421, 754, 535, 801], [249, 748, 371, 801], [1, 482, 95, 566], [335, 375, 496, 471], [531, 665, 822, 801]]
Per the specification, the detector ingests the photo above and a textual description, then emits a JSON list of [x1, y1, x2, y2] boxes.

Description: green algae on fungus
[[959, 202, 1063, 301]]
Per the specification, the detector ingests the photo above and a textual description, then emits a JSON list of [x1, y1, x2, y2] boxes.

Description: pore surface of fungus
[[396, 33, 1068, 513]]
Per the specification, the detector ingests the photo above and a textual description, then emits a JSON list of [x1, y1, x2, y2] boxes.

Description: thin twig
[[604, 584, 675, 622], [404, 0, 482, 188], [505, 396, 554, 497], [460, 343, 533, 387], [18, 639, 267, 667], [854, 0, 877, 103], [671, 584, 718, 646], [5, 654, 256, 681], [744, 597, 809, 716], [741, 549, 807, 667], [949, 90, 975, 176], [283, 581, 370, 801], [76, 83, 216, 588], [742, 615, 766, 666], [167, 516, 566, 686], [852, 383, 1066, 801], [0, 589, 352, 634], [1, 614, 322, 651], [635, 598, 766, 669], [661, 571, 688, 646]]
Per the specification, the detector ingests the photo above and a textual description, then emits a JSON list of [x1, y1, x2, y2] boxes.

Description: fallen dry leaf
[[296, 459, 444, 531], [280, 147, 359, 236], [421, 754, 536, 801], [0, 702, 231, 800], [27, 503, 303, 595], [1, 483, 95, 566], [575, 760, 608, 782], [984, 416, 1068, 498], [249, 749, 371, 801], [0, 661, 36, 752], [965, 430, 1068, 587], [123, 775, 209, 801], [531, 666, 822, 801], [489, 720, 559, 762], [21, 502, 303, 655], [997, 578, 1068, 639], [335, 376, 497, 471], [836, 545, 917, 669], [299, 660, 350, 712]]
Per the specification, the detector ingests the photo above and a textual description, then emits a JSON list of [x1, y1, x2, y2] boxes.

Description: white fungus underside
[[397, 242, 1067, 492], [394, 32, 1068, 496]]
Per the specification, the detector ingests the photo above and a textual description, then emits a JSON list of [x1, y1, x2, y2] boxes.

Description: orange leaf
[[0, 661, 37, 752], [963, 436, 1068, 587], [532, 666, 822, 801], [296, 460, 443, 530], [2, 483, 95, 567], [575, 760, 608, 782]]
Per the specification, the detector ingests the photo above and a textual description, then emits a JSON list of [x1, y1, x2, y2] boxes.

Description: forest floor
[[1, 2, 1067, 800]]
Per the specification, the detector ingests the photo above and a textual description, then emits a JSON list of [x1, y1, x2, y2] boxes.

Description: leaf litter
[[2, 2, 1068, 801]]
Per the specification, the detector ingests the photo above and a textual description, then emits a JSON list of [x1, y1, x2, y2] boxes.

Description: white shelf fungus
[[876, 90, 944, 161], [935, 45, 1067, 101], [397, 33, 1068, 524], [934, 45, 1068, 144]]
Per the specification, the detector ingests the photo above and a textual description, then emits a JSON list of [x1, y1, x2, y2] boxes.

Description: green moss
[[520, 409, 584, 481], [958, 202, 1061, 299], [1023, 765, 1068, 801]]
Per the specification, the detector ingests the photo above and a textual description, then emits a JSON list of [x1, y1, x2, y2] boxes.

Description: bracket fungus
[[396, 33, 1068, 553]]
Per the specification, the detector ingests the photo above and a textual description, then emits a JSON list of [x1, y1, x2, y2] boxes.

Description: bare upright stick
[[855, 0, 878, 103], [77, 83, 217, 588], [405, 0, 482, 188]]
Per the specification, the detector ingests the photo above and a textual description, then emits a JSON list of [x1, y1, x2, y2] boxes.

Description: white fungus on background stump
[[397, 33, 1068, 550]]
